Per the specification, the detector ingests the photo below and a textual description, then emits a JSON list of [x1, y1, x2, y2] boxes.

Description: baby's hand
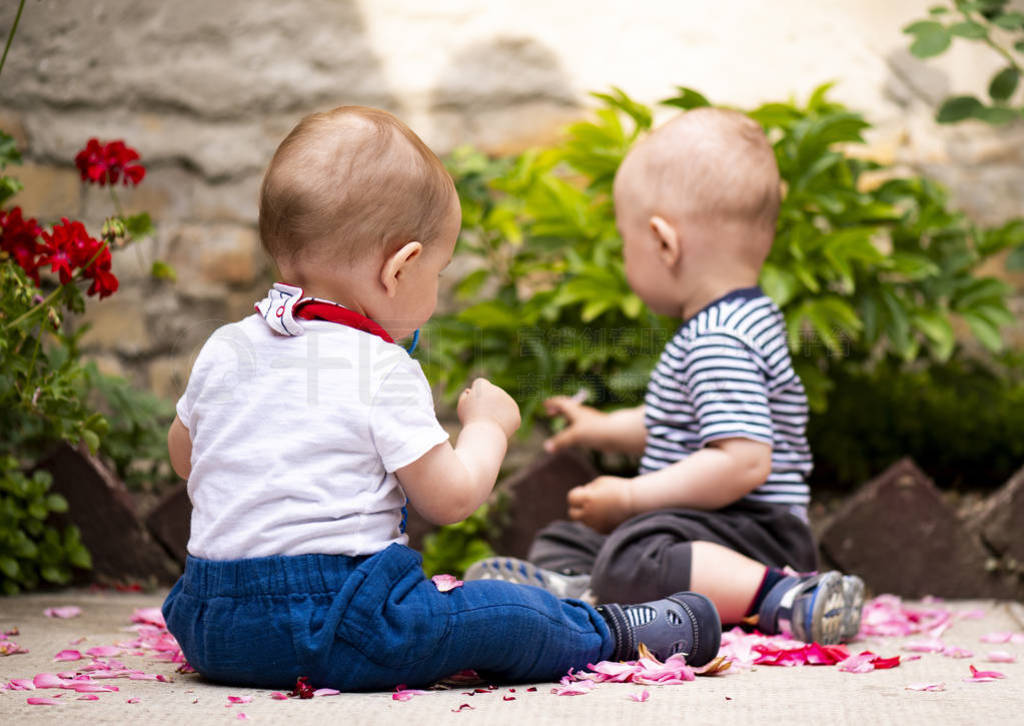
[[543, 396, 607, 453], [567, 475, 634, 534], [457, 378, 521, 438]]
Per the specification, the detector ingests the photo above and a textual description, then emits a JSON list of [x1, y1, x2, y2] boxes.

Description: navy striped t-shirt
[[640, 286, 812, 507]]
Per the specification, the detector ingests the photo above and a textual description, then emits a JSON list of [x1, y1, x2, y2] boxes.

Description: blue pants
[[162, 543, 613, 691]]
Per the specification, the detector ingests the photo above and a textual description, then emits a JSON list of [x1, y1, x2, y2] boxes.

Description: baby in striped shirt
[[468, 107, 865, 645]]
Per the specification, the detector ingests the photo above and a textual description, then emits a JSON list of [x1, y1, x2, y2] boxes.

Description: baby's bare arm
[[627, 437, 772, 512], [397, 378, 520, 526], [167, 416, 192, 480]]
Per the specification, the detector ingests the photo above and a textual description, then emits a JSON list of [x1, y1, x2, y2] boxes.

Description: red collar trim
[[293, 299, 395, 344]]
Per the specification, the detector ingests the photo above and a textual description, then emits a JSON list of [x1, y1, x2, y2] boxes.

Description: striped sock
[[622, 605, 656, 628]]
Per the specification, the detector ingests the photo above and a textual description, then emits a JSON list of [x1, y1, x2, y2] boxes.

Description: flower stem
[[3, 240, 111, 331], [0, 0, 26, 78]]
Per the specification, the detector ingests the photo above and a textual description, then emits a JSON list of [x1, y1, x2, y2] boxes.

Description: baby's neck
[[680, 271, 760, 321]]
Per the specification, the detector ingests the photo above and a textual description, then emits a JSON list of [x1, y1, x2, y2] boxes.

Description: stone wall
[[1, 0, 1022, 400]]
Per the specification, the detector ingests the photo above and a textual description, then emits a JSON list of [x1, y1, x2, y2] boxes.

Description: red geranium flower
[[37, 218, 118, 297], [74, 138, 146, 187], [0, 206, 43, 284]]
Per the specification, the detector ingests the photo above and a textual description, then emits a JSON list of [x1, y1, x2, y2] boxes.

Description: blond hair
[[259, 106, 456, 266], [622, 107, 780, 243]]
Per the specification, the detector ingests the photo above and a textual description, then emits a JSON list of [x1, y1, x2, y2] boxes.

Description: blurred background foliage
[[422, 84, 1024, 499]]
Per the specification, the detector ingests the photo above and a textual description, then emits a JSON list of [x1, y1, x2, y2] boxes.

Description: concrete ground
[[1, 590, 1022, 725]]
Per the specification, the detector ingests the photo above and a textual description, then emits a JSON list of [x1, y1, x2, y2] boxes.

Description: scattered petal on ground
[[27, 696, 64, 705], [6, 677, 35, 690], [392, 686, 430, 701], [44, 606, 82, 619], [33, 672, 67, 689], [431, 574, 464, 592], [551, 680, 595, 696], [964, 664, 1006, 683], [986, 651, 1017, 663], [628, 689, 650, 702], [451, 703, 474, 712], [53, 649, 84, 662], [77, 694, 100, 701], [228, 695, 253, 704], [237, 714, 250, 720], [941, 646, 973, 659], [85, 646, 122, 658], [906, 682, 945, 692], [270, 692, 289, 700], [312, 688, 340, 697], [126, 697, 140, 703]]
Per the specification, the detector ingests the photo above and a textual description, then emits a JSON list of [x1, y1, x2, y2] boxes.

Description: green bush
[[424, 84, 1019, 424], [810, 353, 1024, 492], [0, 457, 91, 595]]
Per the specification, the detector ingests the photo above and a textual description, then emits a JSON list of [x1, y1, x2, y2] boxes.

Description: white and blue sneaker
[[464, 557, 595, 603], [757, 571, 864, 644]]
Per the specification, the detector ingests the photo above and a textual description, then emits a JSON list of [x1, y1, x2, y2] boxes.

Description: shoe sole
[[463, 557, 593, 600], [841, 575, 865, 641], [802, 571, 845, 645]]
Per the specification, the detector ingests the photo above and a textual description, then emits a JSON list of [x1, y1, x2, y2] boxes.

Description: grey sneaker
[[840, 574, 865, 641], [758, 571, 847, 644], [464, 557, 595, 603]]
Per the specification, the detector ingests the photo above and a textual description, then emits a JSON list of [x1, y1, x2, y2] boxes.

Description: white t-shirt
[[176, 311, 450, 560]]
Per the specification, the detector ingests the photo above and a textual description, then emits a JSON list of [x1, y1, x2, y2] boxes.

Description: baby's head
[[613, 107, 780, 318], [259, 106, 460, 338]]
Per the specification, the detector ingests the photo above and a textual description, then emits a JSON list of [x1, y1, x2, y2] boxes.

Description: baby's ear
[[649, 216, 681, 267], [380, 241, 422, 297]]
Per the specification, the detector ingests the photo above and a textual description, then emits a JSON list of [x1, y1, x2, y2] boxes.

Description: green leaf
[[0, 556, 19, 578], [905, 21, 952, 58], [936, 95, 984, 122], [68, 545, 92, 570], [1015, 39, 1024, 53], [912, 310, 955, 361], [0, 131, 21, 168], [123, 211, 154, 238], [760, 263, 800, 307], [962, 310, 1004, 351], [1007, 243, 1024, 269], [660, 87, 711, 111], [40, 565, 70, 584], [949, 20, 988, 38], [81, 429, 101, 454], [928, 5, 949, 14], [45, 494, 68, 513], [974, 105, 1020, 124], [993, 11, 1024, 29], [989, 67, 1020, 101], [0, 175, 23, 205], [150, 260, 177, 282], [28, 501, 48, 519]]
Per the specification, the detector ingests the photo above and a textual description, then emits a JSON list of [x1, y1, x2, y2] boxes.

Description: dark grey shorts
[[528, 500, 818, 605]]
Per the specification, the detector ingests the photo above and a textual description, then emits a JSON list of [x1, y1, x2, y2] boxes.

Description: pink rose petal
[[44, 606, 82, 619], [237, 714, 250, 720], [85, 646, 122, 657], [965, 664, 1006, 682], [986, 651, 1017, 664], [392, 687, 430, 701], [906, 682, 945, 692], [131, 608, 166, 628], [941, 645, 973, 659], [270, 692, 289, 700], [27, 697, 64, 705], [7, 678, 36, 690], [431, 574, 464, 592], [552, 680, 595, 696], [127, 697, 140, 703], [228, 695, 253, 704], [312, 688, 340, 697], [451, 703, 474, 712], [980, 632, 1012, 644], [67, 683, 119, 693], [53, 649, 84, 662], [33, 673, 67, 689], [628, 689, 650, 702], [77, 694, 100, 701]]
